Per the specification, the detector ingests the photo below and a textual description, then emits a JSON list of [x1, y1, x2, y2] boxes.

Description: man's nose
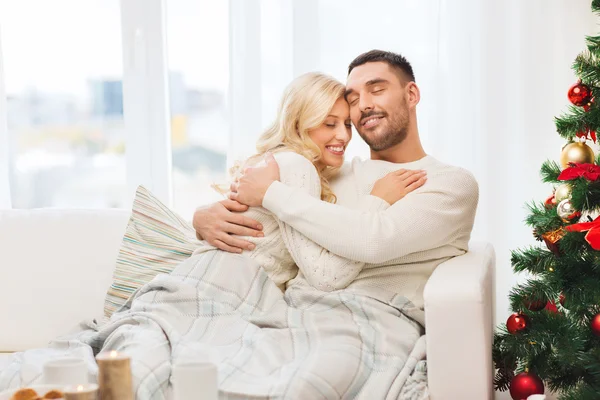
[[359, 94, 373, 112]]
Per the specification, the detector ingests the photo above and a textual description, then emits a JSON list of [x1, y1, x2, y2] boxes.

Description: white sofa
[[0, 208, 496, 399]]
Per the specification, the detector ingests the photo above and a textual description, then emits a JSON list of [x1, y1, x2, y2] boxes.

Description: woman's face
[[308, 97, 352, 169]]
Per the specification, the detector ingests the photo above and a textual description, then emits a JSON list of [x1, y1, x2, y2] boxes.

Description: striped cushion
[[104, 185, 202, 318]]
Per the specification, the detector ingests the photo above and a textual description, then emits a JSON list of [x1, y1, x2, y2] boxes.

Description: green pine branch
[[541, 160, 562, 183], [525, 201, 563, 234], [508, 278, 553, 310], [587, 35, 600, 58], [557, 347, 600, 399], [560, 385, 600, 400], [555, 106, 600, 140], [559, 230, 592, 255], [494, 313, 592, 393], [511, 248, 556, 275], [573, 52, 600, 85], [493, 332, 516, 391], [570, 179, 600, 213]]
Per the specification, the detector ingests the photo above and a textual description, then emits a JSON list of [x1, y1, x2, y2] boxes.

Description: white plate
[[0, 384, 64, 399]]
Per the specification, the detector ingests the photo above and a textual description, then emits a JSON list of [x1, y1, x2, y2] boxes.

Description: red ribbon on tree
[[576, 130, 597, 143], [566, 216, 600, 250], [558, 163, 600, 181]]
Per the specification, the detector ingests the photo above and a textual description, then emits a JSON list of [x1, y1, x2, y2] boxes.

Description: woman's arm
[[263, 167, 479, 264], [272, 152, 367, 291]]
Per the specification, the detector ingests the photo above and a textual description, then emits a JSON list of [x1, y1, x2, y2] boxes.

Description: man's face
[[345, 62, 411, 152]]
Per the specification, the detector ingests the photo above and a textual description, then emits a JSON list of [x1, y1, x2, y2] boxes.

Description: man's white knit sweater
[[263, 154, 479, 326]]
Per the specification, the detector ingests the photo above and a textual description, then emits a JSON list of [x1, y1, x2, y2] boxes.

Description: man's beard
[[357, 110, 409, 152]]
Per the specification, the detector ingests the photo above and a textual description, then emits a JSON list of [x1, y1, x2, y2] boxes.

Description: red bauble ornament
[[545, 300, 559, 314], [524, 298, 546, 312], [507, 313, 529, 334], [591, 314, 600, 336], [509, 372, 544, 400], [569, 81, 592, 106], [544, 194, 556, 209]]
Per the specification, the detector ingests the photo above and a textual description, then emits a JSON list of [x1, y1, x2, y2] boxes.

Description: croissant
[[9, 388, 39, 400], [42, 390, 64, 399]]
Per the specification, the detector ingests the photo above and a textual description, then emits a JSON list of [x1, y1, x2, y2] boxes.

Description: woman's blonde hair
[[233, 72, 346, 203]]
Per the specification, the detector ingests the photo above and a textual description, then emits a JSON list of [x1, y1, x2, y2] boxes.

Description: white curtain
[[0, 25, 11, 209], [230, 0, 597, 325]]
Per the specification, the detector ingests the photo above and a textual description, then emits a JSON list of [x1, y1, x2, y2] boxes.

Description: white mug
[[172, 361, 218, 400], [43, 357, 88, 386]]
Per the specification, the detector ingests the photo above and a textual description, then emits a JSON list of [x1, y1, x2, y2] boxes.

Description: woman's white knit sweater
[[237, 151, 377, 292]]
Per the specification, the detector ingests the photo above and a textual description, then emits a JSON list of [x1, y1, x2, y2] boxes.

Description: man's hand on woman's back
[[193, 199, 264, 253]]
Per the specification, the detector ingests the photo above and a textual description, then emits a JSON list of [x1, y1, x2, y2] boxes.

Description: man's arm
[[262, 170, 479, 264], [192, 200, 264, 253], [194, 152, 280, 253]]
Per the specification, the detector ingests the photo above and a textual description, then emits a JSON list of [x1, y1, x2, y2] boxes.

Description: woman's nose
[[336, 125, 351, 142]]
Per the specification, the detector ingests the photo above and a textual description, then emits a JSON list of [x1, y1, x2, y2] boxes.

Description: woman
[[203, 72, 426, 292]]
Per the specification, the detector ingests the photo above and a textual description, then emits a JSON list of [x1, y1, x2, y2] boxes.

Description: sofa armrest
[[424, 241, 495, 400], [0, 209, 130, 351]]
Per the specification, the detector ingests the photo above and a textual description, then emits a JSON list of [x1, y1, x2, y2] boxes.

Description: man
[[194, 49, 478, 326]]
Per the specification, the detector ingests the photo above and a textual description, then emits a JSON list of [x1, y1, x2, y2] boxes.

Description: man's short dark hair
[[348, 50, 415, 82]]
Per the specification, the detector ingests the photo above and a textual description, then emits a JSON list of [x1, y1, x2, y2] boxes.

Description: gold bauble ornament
[[560, 141, 595, 168], [557, 199, 576, 221], [554, 184, 572, 202]]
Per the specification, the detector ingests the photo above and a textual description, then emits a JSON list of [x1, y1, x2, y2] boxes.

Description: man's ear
[[406, 82, 420, 108]]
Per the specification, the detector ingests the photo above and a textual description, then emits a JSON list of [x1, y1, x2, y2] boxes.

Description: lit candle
[[96, 350, 133, 400], [63, 383, 99, 400]]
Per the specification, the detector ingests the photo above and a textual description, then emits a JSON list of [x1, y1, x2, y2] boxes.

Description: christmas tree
[[493, 1, 600, 399]]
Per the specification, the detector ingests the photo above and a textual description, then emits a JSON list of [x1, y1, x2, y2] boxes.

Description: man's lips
[[362, 116, 384, 129]]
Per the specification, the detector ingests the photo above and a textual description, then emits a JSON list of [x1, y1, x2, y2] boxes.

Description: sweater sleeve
[[263, 166, 479, 264], [271, 152, 366, 291]]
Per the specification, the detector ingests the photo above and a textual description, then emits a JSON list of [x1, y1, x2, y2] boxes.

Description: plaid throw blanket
[[0, 249, 429, 399]]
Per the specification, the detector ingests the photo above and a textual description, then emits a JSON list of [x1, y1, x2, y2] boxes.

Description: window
[[2, 0, 126, 208], [1, 0, 444, 213], [166, 0, 230, 219]]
